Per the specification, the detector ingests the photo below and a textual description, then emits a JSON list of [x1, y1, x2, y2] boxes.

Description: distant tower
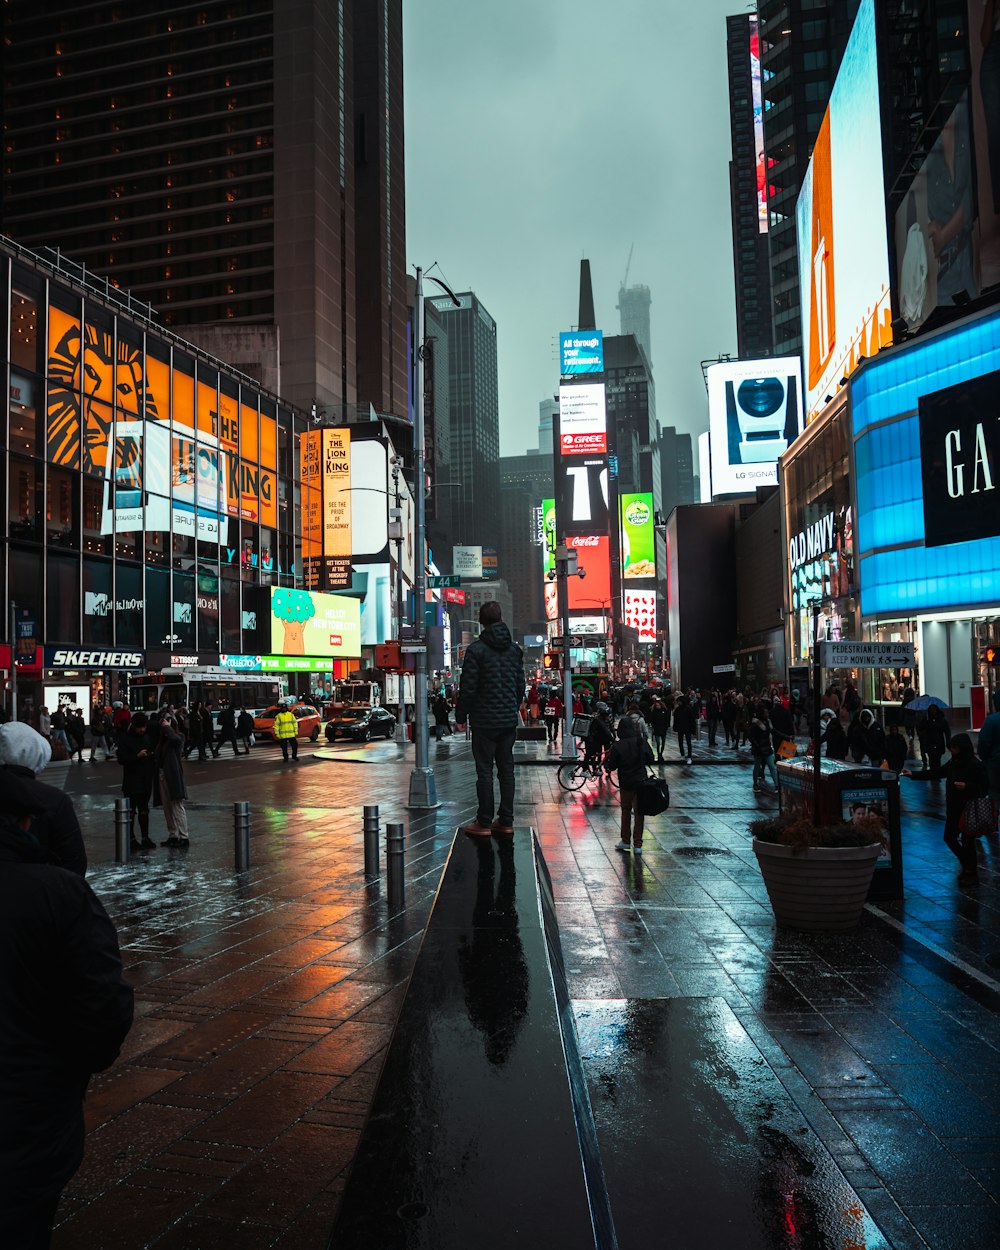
[[617, 284, 652, 367], [538, 396, 558, 452]]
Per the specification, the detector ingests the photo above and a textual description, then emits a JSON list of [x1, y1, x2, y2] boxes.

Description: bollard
[[234, 801, 251, 872], [114, 797, 132, 864], [386, 821, 405, 912], [363, 804, 380, 878]]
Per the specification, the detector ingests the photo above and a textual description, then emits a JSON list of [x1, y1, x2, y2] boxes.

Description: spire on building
[[578, 259, 596, 330]]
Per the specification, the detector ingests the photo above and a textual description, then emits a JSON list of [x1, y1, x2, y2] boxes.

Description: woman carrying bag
[[608, 718, 655, 856], [941, 733, 990, 886]]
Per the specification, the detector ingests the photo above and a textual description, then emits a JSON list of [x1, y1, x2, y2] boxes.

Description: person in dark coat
[[859, 708, 887, 765], [154, 714, 190, 848], [705, 690, 721, 747], [0, 722, 88, 877], [455, 602, 526, 837], [819, 708, 849, 760], [0, 768, 133, 1248], [917, 705, 950, 778], [648, 697, 670, 763], [216, 704, 244, 756], [940, 733, 988, 884], [116, 713, 157, 850], [185, 700, 205, 760], [673, 696, 696, 764], [67, 708, 86, 762], [237, 707, 255, 753], [770, 697, 795, 753], [432, 693, 452, 740], [608, 717, 655, 854], [720, 692, 738, 747], [748, 704, 778, 791], [884, 722, 908, 775]]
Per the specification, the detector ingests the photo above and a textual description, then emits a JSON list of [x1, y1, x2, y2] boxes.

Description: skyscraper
[[0, 1, 407, 420], [427, 291, 500, 554], [617, 284, 652, 367], [659, 426, 696, 518], [758, 1, 860, 356], [727, 14, 773, 359]]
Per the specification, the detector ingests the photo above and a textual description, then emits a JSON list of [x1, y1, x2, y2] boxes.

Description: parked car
[[254, 703, 322, 741], [325, 705, 396, 742]]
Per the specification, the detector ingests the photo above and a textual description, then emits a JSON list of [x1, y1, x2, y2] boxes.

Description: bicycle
[[557, 748, 619, 792]]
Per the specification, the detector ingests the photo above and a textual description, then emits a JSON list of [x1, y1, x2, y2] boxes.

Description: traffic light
[[984, 646, 999, 665], [543, 652, 559, 671]]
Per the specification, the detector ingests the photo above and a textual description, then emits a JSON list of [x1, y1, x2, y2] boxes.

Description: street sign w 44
[[428, 575, 460, 588]]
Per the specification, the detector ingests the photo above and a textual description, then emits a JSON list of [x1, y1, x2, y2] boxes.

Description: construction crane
[[621, 242, 634, 293]]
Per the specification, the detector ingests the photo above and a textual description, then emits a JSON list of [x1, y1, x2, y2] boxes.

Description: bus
[[130, 669, 284, 717]]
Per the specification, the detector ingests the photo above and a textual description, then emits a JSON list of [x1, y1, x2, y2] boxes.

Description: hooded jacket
[[456, 622, 525, 731], [977, 689, 1000, 769], [0, 726, 87, 878]]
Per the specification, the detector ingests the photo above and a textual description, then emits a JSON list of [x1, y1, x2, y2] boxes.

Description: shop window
[[47, 466, 79, 548], [9, 456, 42, 542], [9, 546, 43, 641], [82, 475, 112, 556], [10, 288, 40, 373], [172, 569, 195, 649], [145, 566, 170, 647], [197, 566, 220, 651], [47, 553, 79, 643], [221, 565, 241, 652], [115, 564, 144, 648], [9, 371, 39, 454], [83, 557, 113, 645]]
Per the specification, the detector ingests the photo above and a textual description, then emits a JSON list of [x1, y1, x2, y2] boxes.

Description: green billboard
[[620, 493, 656, 581], [542, 498, 557, 575]]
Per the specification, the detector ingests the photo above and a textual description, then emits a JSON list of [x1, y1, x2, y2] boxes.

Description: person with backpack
[[608, 717, 655, 855], [237, 707, 255, 753]]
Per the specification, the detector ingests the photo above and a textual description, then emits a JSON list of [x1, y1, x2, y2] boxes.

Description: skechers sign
[[560, 330, 604, 376], [45, 648, 145, 669], [919, 368, 1000, 547]]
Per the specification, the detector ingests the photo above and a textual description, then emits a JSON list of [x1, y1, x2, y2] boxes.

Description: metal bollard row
[[364, 805, 380, 879], [234, 801, 251, 871], [386, 821, 405, 913]]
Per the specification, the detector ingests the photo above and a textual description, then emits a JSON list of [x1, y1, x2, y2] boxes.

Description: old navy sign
[[789, 512, 835, 570], [45, 648, 145, 670], [919, 368, 1000, 548]]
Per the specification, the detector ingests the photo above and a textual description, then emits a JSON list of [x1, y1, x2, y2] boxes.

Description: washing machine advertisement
[[706, 357, 804, 497]]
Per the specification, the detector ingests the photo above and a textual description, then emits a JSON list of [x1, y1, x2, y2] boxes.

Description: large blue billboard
[[560, 330, 604, 376], [853, 308, 1000, 616]]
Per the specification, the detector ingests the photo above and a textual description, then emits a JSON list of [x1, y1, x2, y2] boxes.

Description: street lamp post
[[408, 266, 460, 810]]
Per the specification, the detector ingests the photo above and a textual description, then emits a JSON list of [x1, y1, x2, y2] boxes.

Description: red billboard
[[567, 535, 611, 609]]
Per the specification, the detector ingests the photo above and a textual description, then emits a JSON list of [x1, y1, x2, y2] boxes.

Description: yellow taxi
[[253, 703, 323, 742]]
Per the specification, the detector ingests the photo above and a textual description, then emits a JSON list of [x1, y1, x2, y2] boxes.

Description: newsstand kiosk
[[777, 757, 904, 901]]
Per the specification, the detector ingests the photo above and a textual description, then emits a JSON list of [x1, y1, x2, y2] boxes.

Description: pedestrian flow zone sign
[[820, 641, 915, 668]]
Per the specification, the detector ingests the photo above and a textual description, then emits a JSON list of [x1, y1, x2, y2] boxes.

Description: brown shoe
[[462, 821, 494, 837], [491, 820, 514, 834]]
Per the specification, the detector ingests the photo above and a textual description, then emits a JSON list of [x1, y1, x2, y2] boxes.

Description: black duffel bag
[[637, 774, 670, 816]]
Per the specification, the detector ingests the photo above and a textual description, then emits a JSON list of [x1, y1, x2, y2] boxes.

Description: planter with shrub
[[750, 813, 884, 932]]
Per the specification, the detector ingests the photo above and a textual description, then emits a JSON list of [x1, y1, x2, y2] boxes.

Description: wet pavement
[[48, 733, 1000, 1248]]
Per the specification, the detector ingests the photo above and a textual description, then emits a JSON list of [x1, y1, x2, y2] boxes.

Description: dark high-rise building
[[726, 14, 773, 359], [426, 291, 499, 556], [605, 334, 658, 506], [659, 425, 695, 519], [0, 1, 407, 420], [758, 1, 860, 356]]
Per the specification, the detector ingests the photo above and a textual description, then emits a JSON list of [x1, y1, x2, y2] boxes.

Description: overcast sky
[[403, 0, 746, 461]]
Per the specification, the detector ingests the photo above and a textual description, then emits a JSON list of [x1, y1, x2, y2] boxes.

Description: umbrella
[[907, 694, 948, 712]]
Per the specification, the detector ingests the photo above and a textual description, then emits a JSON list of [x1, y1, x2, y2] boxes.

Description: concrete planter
[[752, 839, 882, 932]]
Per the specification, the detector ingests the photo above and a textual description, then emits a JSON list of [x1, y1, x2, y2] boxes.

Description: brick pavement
[[50, 734, 1000, 1248]]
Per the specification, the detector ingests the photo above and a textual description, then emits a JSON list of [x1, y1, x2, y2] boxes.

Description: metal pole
[[407, 267, 439, 809], [234, 800, 251, 871], [114, 798, 132, 864], [560, 561, 575, 759], [363, 804, 380, 878], [386, 821, 405, 912], [812, 603, 822, 827], [9, 601, 17, 723]]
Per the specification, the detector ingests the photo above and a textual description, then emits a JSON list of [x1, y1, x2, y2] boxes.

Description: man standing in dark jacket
[[0, 722, 88, 877], [455, 602, 525, 836], [0, 768, 133, 1247], [116, 713, 158, 851]]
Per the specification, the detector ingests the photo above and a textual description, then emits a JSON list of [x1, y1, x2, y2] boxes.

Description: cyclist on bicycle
[[584, 703, 615, 772]]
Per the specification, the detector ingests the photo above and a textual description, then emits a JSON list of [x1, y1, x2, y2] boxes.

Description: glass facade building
[[2, 240, 315, 712]]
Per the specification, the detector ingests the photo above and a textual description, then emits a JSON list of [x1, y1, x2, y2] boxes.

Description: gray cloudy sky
[[403, 0, 745, 459]]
